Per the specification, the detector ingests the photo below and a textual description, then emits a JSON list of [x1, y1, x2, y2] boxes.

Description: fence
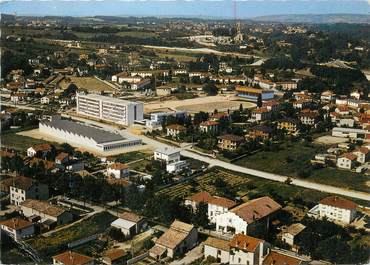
[[127, 252, 149, 265]]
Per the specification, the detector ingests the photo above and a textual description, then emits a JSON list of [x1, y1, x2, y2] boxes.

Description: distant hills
[[251, 14, 370, 24]]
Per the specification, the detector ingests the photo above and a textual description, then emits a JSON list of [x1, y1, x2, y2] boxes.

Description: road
[[61, 115, 370, 203]]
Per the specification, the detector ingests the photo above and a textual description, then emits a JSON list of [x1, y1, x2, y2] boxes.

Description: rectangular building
[[235, 86, 274, 102], [76, 93, 143, 126]]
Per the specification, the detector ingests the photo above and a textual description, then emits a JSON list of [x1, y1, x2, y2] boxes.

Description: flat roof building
[[39, 116, 142, 153], [76, 93, 143, 126]]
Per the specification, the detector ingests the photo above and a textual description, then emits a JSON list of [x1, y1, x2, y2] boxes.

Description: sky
[[1, 0, 370, 18]]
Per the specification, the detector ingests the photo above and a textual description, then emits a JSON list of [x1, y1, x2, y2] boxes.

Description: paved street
[[59, 116, 370, 203]]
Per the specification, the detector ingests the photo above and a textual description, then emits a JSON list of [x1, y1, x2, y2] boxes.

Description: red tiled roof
[[103, 249, 127, 261], [53, 251, 94, 265], [319, 196, 357, 210], [263, 251, 303, 265], [230, 196, 282, 224], [217, 134, 244, 142], [229, 233, 264, 252], [354, 147, 370, 155], [186, 191, 236, 209], [119, 211, 143, 223], [109, 163, 128, 170], [0, 217, 33, 231], [167, 124, 186, 131], [30, 143, 52, 152], [340, 152, 357, 161], [200, 120, 219, 126]]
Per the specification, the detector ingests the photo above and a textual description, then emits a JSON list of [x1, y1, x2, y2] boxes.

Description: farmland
[[58, 76, 116, 92]]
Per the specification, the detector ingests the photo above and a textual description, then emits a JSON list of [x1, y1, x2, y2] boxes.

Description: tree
[[203, 83, 218, 96], [257, 95, 262, 108], [191, 202, 209, 228]]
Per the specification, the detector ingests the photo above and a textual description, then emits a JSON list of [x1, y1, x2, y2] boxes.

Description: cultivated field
[[144, 95, 255, 113], [156, 169, 250, 199], [58, 76, 116, 92]]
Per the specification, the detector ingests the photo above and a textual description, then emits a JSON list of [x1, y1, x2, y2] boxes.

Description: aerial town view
[[0, 0, 369, 264]]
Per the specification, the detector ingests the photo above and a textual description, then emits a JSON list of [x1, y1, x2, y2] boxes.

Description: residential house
[[107, 163, 129, 179], [111, 211, 147, 237], [277, 223, 306, 251], [149, 220, 198, 259], [154, 146, 181, 164], [166, 124, 186, 138], [251, 108, 272, 122], [248, 125, 273, 141], [41, 96, 52, 104], [292, 100, 311, 109], [0, 217, 35, 242], [166, 160, 188, 174], [320, 91, 335, 102], [263, 250, 308, 265], [203, 237, 230, 264], [217, 134, 245, 151], [210, 112, 230, 122], [27, 143, 52, 158], [336, 153, 357, 170], [299, 110, 319, 126], [215, 196, 281, 237], [20, 199, 73, 227], [352, 147, 370, 164], [277, 119, 300, 134], [229, 233, 270, 265], [53, 251, 94, 265], [9, 176, 49, 205], [102, 249, 129, 265], [276, 81, 297, 91], [55, 152, 69, 165], [156, 86, 172, 96], [262, 100, 281, 112], [199, 120, 219, 134], [185, 191, 236, 223], [318, 196, 357, 224]]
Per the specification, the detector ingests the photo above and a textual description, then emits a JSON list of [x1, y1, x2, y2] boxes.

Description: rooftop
[[9, 176, 37, 190], [186, 191, 236, 209], [40, 117, 126, 144], [156, 220, 194, 250], [109, 163, 129, 170], [217, 134, 244, 142], [281, 223, 306, 236], [0, 217, 33, 231], [155, 146, 181, 156], [77, 93, 142, 106], [20, 199, 67, 218], [119, 211, 143, 223], [263, 251, 304, 265], [53, 251, 94, 265], [204, 237, 230, 252], [319, 196, 357, 210], [229, 233, 264, 252], [230, 196, 282, 224]]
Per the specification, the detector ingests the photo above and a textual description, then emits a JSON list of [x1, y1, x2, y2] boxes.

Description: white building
[[318, 196, 357, 224], [9, 176, 49, 206], [215, 197, 281, 236], [41, 96, 51, 104], [336, 153, 357, 170], [278, 223, 306, 248], [106, 163, 129, 178], [154, 147, 181, 164], [76, 93, 143, 126], [111, 212, 146, 237], [39, 116, 142, 153], [332, 127, 368, 140], [166, 160, 188, 174], [145, 111, 187, 130], [185, 191, 236, 224], [203, 237, 231, 264], [352, 147, 370, 164], [0, 217, 35, 242]]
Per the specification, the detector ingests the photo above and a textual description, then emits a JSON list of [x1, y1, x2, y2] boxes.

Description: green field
[[1, 130, 48, 151], [26, 212, 116, 258], [234, 141, 370, 192]]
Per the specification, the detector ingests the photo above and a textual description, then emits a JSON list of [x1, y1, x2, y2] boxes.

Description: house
[[321, 91, 335, 102], [352, 147, 370, 164], [263, 250, 308, 265], [278, 223, 306, 250], [53, 251, 94, 265], [277, 118, 300, 134], [166, 160, 188, 174], [262, 100, 281, 112], [336, 153, 357, 170], [203, 237, 230, 264], [199, 120, 219, 134], [102, 249, 129, 265], [41, 96, 52, 104], [251, 108, 272, 122], [0, 217, 35, 242], [217, 134, 245, 151], [166, 124, 186, 138], [248, 125, 272, 141], [111, 211, 147, 237], [149, 220, 198, 259], [276, 81, 297, 91], [299, 110, 319, 126], [107, 163, 129, 179], [55, 152, 69, 165], [215, 196, 281, 237], [154, 146, 181, 164], [318, 196, 357, 224], [185, 191, 236, 223], [156, 86, 172, 96], [9, 176, 49, 205], [27, 143, 52, 158], [229, 233, 270, 265], [20, 199, 73, 227]]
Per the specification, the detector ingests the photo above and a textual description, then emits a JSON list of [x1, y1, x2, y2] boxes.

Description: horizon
[[1, 0, 370, 18]]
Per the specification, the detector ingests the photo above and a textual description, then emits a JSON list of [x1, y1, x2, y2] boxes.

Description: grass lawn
[[26, 211, 116, 258], [234, 141, 370, 192], [1, 130, 48, 151]]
